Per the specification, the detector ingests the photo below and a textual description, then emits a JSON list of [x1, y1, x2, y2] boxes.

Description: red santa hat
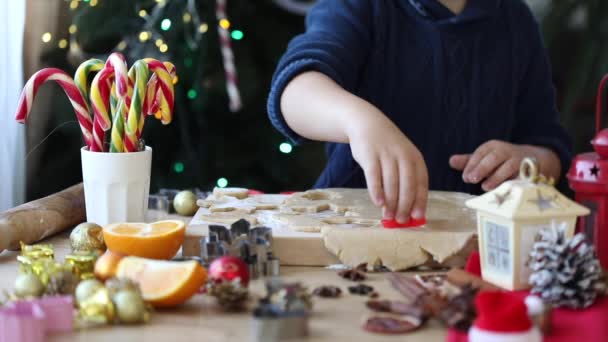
[[469, 291, 541, 342]]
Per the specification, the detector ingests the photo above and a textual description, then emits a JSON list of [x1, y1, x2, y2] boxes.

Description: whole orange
[[94, 249, 125, 281]]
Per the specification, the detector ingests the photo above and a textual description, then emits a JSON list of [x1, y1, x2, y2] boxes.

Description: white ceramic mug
[[81, 146, 152, 226]]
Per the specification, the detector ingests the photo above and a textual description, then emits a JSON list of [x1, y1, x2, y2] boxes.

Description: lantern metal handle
[[519, 158, 539, 182], [596, 74, 608, 134], [519, 157, 555, 186]]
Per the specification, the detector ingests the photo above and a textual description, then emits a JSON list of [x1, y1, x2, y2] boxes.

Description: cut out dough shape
[[197, 209, 258, 225], [203, 194, 289, 214], [213, 187, 249, 199], [197, 195, 238, 208], [271, 213, 332, 233]]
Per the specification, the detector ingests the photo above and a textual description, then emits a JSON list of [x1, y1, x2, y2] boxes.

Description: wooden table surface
[[0, 232, 448, 342]]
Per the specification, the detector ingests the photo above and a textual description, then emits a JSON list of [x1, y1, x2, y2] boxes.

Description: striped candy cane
[[89, 67, 115, 151], [124, 61, 149, 152], [142, 58, 174, 125], [138, 61, 176, 140], [106, 52, 129, 99], [15, 68, 93, 148], [216, 0, 242, 112]]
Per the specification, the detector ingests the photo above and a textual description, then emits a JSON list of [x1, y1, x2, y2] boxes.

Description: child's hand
[[346, 109, 428, 223], [449, 140, 561, 191]]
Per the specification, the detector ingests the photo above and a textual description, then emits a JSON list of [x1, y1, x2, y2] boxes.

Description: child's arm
[[268, 0, 427, 222], [450, 3, 571, 191], [281, 71, 428, 222]]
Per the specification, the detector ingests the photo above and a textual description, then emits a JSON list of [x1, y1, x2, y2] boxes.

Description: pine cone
[[208, 279, 249, 311], [528, 225, 607, 309], [45, 270, 78, 296]]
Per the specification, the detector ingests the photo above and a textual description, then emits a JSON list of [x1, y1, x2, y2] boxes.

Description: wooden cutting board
[[183, 189, 478, 269]]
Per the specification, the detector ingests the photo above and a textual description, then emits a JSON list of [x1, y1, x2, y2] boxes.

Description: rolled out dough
[[191, 189, 478, 270]]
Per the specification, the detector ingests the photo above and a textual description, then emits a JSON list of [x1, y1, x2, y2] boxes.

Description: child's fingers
[[467, 149, 508, 184], [363, 159, 384, 206], [396, 160, 416, 223], [449, 154, 470, 171], [481, 158, 520, 191], [411, 161, 428, 219], [382, 159, 399, 219], [463, 141, 496, 181]]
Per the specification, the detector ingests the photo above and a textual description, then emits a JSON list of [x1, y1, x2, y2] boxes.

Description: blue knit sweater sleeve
[[511, 4, 573, 174], [267, 0, 373, 144]]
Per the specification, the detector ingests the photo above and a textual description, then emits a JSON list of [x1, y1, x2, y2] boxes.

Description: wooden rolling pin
[[0, 183, 85, 252]]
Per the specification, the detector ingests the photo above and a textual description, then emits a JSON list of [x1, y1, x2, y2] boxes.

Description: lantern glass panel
[[483, 219, 511, 275], [581, 200, 598, 242]]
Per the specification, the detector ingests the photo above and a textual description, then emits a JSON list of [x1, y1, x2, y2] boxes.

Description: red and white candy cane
[[216, 0, 242, 112], [15, 68, 93, 148], [105, 52, 129, 99], [89, 67, 117, 151], [140, 62, 176, 138], [88, 54, 128, 152], [142, 58, 174, 125]]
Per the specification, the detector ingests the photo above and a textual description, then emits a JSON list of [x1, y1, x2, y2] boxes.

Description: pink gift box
[[25, 296, 74, 333], [0, 295, 74, 342], [0, 301, 46, 342]]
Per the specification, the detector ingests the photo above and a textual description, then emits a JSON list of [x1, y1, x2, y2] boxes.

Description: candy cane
[[15, 68, 93, 148], [74, 59, 104, 106], [106, 52, 129, 99], [89, 67, 115, 151], [142, 58, 174, 125], [110, 98, 127, 153], [216, 0, 242, 112], [124, 61, 149, 152], [144, 62, 176, 116]]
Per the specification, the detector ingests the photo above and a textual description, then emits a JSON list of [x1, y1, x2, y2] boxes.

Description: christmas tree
[[33, 0, 323, 199]]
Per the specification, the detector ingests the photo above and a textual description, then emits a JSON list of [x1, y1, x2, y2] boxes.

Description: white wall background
[[0, 1, 26, 211]]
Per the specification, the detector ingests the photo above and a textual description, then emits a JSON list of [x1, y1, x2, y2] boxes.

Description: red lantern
[[567, 74, 608, 269]]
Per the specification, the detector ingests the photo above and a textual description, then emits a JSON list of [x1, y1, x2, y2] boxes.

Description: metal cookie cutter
[[200, 219, 280, 278], [251, 278, 311, 341], [252, 311, 309, 341]]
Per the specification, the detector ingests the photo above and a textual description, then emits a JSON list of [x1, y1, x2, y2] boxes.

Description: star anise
[[338, 269, 367, 282], [348, 284, 375, 296], [312, 286, 342, 298]]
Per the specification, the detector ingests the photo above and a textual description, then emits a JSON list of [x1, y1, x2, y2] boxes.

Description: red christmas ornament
[[208, 256, 250, 286], [568, 74, 608, 269]]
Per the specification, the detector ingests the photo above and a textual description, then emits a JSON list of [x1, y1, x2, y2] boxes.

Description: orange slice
[[103, 220, 185, 259], [116, 256, 207, 307]]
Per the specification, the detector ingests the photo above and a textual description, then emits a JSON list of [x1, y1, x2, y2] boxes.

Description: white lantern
[[465, 158, 589, 290]]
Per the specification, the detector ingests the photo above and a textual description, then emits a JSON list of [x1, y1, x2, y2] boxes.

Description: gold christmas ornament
[[65, 251, 97, 280], [20, 241, 54, 260], [77, 285, 115, 324], [45, 269, 78, 296], [70, 222, 106, 254], [75, 279, 105, 305], [14, 274, 44, 298], [113, 290, 149, 324], [105, 278, 141, 298], [173, 190, 198, 216]]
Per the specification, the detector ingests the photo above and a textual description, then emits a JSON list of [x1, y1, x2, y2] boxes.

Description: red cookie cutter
[[382, 217, 427, 229]]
